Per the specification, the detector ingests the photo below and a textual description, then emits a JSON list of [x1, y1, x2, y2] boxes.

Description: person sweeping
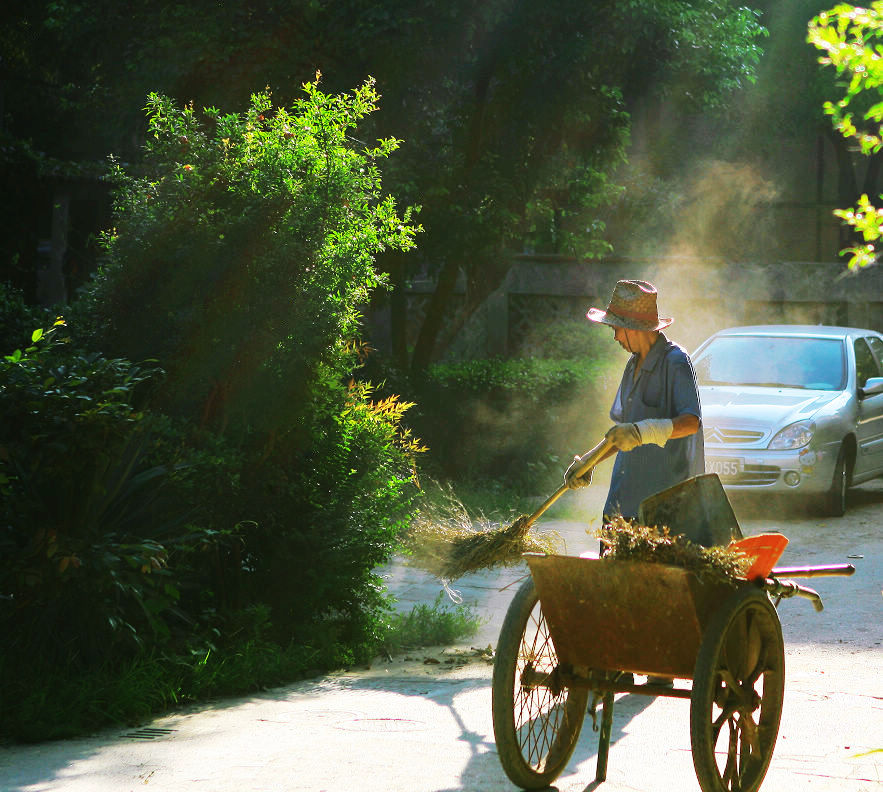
[[566, 279, 705, 521], [406, 279, 705, 582]]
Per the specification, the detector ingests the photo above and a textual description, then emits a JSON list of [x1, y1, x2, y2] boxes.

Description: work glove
[[564, 453, 594, 489], [605, 419, 674, 451], [605, 422, 642, 452]]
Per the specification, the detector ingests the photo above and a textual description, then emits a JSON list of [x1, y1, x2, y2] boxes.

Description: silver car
[[692, 325, 883, 515]]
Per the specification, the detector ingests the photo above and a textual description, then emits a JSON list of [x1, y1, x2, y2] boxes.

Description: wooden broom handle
[[522, 437, 614, 530]]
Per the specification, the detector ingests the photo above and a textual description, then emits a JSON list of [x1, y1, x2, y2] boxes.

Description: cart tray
[[526, 554, 735, 678]]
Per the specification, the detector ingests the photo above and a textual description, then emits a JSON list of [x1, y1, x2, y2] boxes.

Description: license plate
[[705, 457, 744, 479]]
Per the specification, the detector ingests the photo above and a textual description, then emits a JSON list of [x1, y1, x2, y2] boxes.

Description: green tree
[[1, 1, 765, 369], [809, 1, 883, 269], [83, 80, 418, 431], [335, 0, 767, 371]]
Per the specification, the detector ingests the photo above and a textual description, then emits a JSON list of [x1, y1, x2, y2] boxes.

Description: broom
[[405, 438, 613, 580]]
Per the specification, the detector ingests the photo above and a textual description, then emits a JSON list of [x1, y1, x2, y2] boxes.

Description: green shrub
[[0, 595, 481, 743], [511, 316, 616, 361], [0, 324, 303, 671], [216, 373, 423, 647], [0, 321, 187, 664], [0, 281, 49, 353], [383, 594, 482, 653], [78, 81, 419, 437], [71, 81, 424, 656]]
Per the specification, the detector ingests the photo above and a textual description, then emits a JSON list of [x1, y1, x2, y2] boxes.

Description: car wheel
[[823, 445, 848, 517]]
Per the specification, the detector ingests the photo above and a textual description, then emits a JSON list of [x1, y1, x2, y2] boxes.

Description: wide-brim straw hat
[[586, 279, 673, 331]]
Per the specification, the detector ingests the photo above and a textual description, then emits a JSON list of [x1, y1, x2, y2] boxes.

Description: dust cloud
[[498, 156, 793, 485], [613, 158, 784, 352]]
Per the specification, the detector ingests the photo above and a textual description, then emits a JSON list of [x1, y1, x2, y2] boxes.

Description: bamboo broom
[[405, 438, 613, 580]]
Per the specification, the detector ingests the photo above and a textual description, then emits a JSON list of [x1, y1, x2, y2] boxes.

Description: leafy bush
[[0, 281, 48, 353], [426, 356, 609, 396], [70, 81, 424, 656], [383, 594, 482, 653], [0, 594, 482, 743], [224, 374, 425, 646], [78, 80, 418, 436], [0, 321, 186, 664], [511, 316, 617, 361]]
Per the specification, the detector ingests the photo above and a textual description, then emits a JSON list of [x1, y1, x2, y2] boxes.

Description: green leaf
[[31, 328, 44, 343]]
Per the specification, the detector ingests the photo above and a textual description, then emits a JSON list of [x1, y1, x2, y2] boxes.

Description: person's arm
[[668, 352, 702, 439], [671, 412, 699, 439]]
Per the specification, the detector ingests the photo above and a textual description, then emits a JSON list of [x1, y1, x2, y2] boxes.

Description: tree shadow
[[0, 662, 665, 792]]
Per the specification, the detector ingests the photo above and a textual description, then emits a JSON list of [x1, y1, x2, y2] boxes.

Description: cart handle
[[762, 578, 824, 612], [770, 563, 855, 578]]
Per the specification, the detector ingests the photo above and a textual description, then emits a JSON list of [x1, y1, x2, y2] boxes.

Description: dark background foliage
[[0, 0, 770, 369]]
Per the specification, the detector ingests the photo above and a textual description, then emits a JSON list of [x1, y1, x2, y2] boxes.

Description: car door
[[853, 336, 883, 476]]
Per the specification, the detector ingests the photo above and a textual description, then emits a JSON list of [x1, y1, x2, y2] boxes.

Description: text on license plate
[[705, 457, 744, 478]]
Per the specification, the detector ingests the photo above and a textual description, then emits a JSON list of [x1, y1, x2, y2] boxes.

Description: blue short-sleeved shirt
[[604, 332, 704, 520]]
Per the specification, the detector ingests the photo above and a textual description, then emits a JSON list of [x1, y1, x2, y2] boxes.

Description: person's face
[[612, 324, 633, 353]]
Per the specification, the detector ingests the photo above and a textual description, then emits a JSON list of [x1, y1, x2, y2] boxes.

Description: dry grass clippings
[[596, 516, 751, 586]]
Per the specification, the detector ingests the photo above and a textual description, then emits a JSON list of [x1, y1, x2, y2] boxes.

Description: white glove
[[606, 419, 674, 451], [605, 423, 642, 451], [564, 453, 594, 489]]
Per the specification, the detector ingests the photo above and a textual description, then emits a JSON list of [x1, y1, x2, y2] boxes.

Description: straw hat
[[586, 279, 673, 331]]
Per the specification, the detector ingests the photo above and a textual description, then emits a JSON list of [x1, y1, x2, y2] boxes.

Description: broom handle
[[523, 437, 614, 529]]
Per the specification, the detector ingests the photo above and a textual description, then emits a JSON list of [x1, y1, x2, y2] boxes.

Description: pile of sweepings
[[404, 493, 558, 580], [597, 516, 751, 586]]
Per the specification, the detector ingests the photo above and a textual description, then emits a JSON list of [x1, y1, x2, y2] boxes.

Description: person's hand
[[564, 453, 594, 489], [605, 422, 642, 451]]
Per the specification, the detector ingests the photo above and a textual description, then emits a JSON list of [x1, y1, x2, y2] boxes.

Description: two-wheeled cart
[[491, 474, 855, 792]]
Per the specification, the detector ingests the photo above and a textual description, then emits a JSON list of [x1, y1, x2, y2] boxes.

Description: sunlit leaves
[[809, 2, 883, 269]]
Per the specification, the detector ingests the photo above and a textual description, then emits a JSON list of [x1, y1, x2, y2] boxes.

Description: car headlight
[[768, 421, 814, 450]]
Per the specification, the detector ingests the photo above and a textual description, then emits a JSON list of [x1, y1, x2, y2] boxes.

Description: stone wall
[[367, 256, 883, 360]]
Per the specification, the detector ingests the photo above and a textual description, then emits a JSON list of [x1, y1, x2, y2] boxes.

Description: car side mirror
[[859, 376, 883, 398]]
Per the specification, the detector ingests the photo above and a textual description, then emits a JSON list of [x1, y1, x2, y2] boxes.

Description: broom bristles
[[404, 509, 558, 580]]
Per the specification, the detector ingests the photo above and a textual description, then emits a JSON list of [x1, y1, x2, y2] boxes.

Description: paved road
[[1, 482, 881, 792]]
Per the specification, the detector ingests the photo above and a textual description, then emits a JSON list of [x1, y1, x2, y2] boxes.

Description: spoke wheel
[[690, 588, 785, 792], [492, 578, 588, 789]]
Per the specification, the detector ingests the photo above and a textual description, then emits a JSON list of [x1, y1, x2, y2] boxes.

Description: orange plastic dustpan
[[728, 534, 789, 581]]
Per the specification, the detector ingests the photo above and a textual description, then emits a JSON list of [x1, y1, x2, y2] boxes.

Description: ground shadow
[[0, 737, 107, 792], [331, 670, 657, 792]]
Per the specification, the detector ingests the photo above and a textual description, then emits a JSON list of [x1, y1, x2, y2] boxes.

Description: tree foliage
[[1, 0, 766, 367], [809, 1, 883, 269], [345, 0, 767, 369]]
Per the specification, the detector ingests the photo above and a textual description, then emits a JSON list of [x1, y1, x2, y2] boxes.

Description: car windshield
[[694, 335, 846, 390]]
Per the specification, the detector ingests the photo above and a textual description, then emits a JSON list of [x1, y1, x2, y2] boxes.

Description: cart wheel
[[690, 587, 785, 792], [492, 578, 588, 790]]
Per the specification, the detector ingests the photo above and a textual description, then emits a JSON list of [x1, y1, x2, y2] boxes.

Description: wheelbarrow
[[491, 469, 855, 792]]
